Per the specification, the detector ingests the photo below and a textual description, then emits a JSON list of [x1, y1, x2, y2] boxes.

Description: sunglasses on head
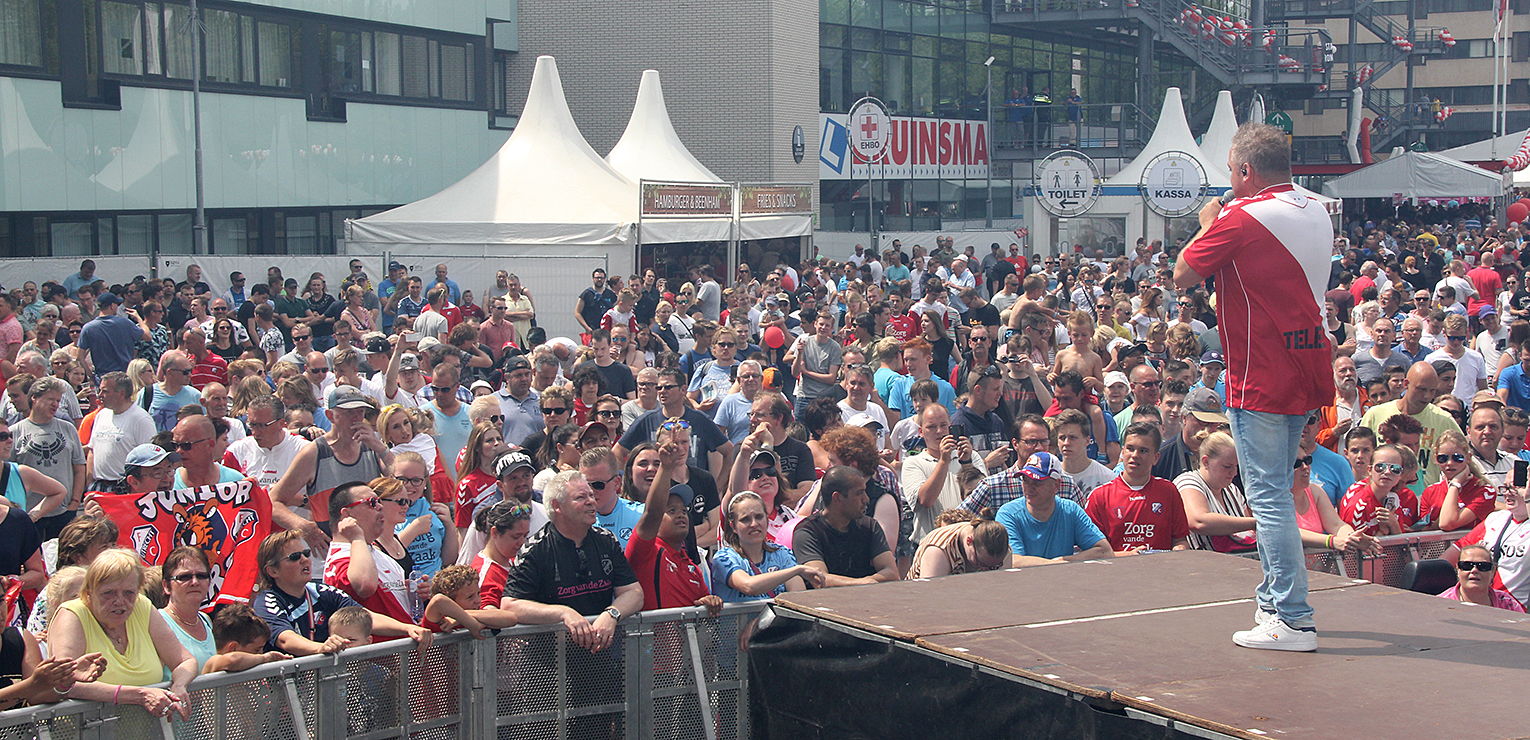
[[1458, 560, 1495, 572], [661, 419, 691, 432], [342, 496, 381, 512]]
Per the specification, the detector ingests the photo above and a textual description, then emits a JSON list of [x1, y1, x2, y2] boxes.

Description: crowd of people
[[0, 126, 1522, 720]]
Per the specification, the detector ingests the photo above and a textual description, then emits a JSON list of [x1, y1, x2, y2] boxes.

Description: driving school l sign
[[1034, 151, 1100, 217], [1139, 151, 1209, 218]]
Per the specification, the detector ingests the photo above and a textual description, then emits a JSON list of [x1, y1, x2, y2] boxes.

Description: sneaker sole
[[1232, 632, 1317, 652]]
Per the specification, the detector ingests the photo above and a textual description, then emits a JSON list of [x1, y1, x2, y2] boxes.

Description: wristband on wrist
[[113, 685, 121, 705], [1326, 534, 1336, 549]]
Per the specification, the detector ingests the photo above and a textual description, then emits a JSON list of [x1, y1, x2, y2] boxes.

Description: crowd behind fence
[[0, 602, 766, 740], [0, 532, 1465, 740]]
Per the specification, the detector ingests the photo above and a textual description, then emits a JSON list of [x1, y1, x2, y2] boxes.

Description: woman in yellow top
[[48, 549, 197, 719]]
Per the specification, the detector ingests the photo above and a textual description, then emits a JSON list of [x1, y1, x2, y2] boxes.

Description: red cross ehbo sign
[[848, 99, 891, 163]]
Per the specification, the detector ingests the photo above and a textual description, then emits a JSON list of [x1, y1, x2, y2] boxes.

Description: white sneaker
[[1233, 618, 1317, 652], [1254, 606, 1276, 626]]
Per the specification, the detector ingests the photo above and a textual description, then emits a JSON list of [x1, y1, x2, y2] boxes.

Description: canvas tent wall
[[1320, 151, 1504, 200]]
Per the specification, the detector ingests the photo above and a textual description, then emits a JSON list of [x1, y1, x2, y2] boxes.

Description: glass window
[[257, 21, 290, 86], [884, 0, 910, 31], [203, 9, 240, 83], [912, 34, 936, 57], [98, 218, 115, 255], [851, 0, 882, 28], [375, 31, 401, 95], [884, 53, 908, 113], [212, 217, 248, 254], [117, 215, 153, 255], [912, 4, 938, 37], [101, 1, 142, 75], [50, 222, 93, 257], [823, 0, 850, 25], [143, 2, 160, 74], [329, 29, 361, 92], [850, 51, 883, 102], [0, 0, 43, 67], [821, 23, 846, 47], [162, 4, 193, 79], [157, 213, 193, 254], [821, 46, 847, 112], [240, 15, 255, 82], [912, 55, 934, 114], [850, 27, 880, 50], [284, 215, 318, 255], [428, 39, 440, 98], [440, 43, 467, 100], [401, 34, 428, 97]]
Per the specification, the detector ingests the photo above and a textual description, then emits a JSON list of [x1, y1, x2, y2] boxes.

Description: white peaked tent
[[1321, 151, 1504, 199], [1107, 87, 1231, 189], [1199, 91, 1237, 170], [347, 56, 638, 251], [608, 70, 723, 184], [1442, 129, 1527, 162]]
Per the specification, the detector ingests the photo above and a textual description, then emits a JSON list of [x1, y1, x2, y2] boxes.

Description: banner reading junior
[[93, 479, 273, 606]]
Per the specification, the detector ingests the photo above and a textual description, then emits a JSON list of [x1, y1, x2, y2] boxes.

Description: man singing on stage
[[1174, 124, 1335, 652]]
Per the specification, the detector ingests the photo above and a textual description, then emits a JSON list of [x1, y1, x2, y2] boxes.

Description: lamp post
[[190, 0, 206, 255], [984, 55, 995, 228]]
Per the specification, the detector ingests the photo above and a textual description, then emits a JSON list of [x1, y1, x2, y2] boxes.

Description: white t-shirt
[[1424, 347, 1487, 403], [361, 374, 427, 409], [88, 406, 156, 481], [1065, 458, 1117, 502], [225, 432, 305, 488], [1459, 510, 1530, 605], [1477, 326, 1511, 376], [838, 400, 889, 447]]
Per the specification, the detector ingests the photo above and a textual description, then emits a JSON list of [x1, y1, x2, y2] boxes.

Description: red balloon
[[1517, 197, 1530, 210], [1509, 202, 1529, 224]]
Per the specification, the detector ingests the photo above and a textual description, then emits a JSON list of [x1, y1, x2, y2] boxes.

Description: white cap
[[1104, 371, 1130, 388]]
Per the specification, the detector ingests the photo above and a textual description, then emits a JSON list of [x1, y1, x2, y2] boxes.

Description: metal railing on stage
[[0, 601, 766, 740], [1238, 530, 1469, 588]]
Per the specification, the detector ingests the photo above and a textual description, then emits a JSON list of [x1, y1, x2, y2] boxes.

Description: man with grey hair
[[224, 395, 302, 488], [1394, 315, 1430, 365], [2, 352, 81, 424], [12, 377, 85, 538], [712, 360, 764, 444], [86, 371, 154, 491], [1176, 122, 1333, 652], [504, 469, 642, 656]]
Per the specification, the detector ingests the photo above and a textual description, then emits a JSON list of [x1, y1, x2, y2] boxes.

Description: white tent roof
[[607, 70, 722, 184], [1320, 151, 1504, 199], [1441, 129, 1526, 162], [1107, 87, 1231, 189], [348, 56, 638, 248], [1199, 91, 1237, 170]]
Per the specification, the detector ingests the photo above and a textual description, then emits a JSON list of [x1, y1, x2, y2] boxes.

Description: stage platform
[[747, 550, 1530, 740]]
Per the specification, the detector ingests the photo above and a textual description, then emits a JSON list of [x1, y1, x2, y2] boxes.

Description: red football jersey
[[1084, 476, 1190, 551], [1179, 185, 1335, 415], [1338, 480, 1418, 536], [1417, 479, 1497, 531], [888, 313, 920, 342]]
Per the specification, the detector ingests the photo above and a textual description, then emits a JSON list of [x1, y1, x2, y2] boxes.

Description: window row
[[0, 207, 390, 257]]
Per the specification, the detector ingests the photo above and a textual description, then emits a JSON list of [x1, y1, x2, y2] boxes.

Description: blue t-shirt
[[709, 545, 798, 602], [1310, 444, 1355, 507], [77, 314, 141, 375], [1500, 364, 1530, 411], [173, 465, 245, 490], [598, 498, 646, 549], [398, 496, 447, 576], [138, 384, 205, 432], [378, 278, 402, 330], [429, 403, 473, 479], [1087, 412, 1120, 466], [713, 392, 754, 444], [996, 497, 1105, 559], [889, 375, 957, 418], [874, 367, 903, 404]]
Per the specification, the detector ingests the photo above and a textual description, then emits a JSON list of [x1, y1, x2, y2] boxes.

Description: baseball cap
[[1183, 387, 1229, 424], [847, 412, 884, 430], [494, 451, 535, 478], [399, 354, 421, 372], [124, 443, 180, 469], [1019, 452, 1063, 482], [470, 379, 493, 394], [503, 355, 531, 373], [1478, 305, 1498, 318], [417, 337, 442, 353], [749, 449, 779, 468], [1199, 350, 1225, 367], [1471, 389, 1504, 408], [97, 291, 121, 306], [1104, 371, 1130, 388], [578, 421, 610, 443], [327, 385, 373, 410], [388, 261, 406, 271]]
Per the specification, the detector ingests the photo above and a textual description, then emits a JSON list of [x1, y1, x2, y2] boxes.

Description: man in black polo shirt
[[503, 469, 642, 650], [1151, 387, 1231, 481], [951, 366, 1012, 471], [792, 466, 898, 588]]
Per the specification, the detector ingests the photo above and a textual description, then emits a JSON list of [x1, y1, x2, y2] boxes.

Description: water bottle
[[409, 570, 427, 621]]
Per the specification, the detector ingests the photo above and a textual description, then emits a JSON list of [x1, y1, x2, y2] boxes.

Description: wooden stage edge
[[765, 550, 1530, 740]]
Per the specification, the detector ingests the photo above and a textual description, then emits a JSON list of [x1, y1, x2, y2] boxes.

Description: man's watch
[[603, 606, 623, 622]]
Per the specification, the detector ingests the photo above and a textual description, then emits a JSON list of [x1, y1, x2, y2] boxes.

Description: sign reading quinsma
[[819, 113, 990, 180]]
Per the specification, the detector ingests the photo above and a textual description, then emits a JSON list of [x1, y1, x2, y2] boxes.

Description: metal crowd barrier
[[0, 601, 767, 740], [1235, 530, 1470, 588]]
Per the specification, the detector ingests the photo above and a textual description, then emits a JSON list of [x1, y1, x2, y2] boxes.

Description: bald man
[[171, 414, 244, 489], [1358, 361, 1459, 488]]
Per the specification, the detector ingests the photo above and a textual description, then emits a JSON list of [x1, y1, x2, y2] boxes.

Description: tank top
[[0, 463, 25, 509], [309, 436, 382, 526], [908, 523, 970, 579], [60, 595, 162, 688], [160, 608, 216, 673], [1295, 485, 1326, 534]]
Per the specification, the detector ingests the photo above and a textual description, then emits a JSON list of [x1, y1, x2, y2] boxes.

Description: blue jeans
[[1228, 407, 1314, 629]]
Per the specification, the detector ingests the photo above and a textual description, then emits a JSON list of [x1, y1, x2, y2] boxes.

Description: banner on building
[[93, 479, 273, 606], [819, 113, 989, 180]]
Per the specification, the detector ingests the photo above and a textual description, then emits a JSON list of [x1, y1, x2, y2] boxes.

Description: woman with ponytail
[[908, 508, 1012, 578], [1175, 430, 1257, 552]]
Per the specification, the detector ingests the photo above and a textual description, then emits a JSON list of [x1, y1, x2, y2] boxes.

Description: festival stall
[[1321, 151, 1505, 201]]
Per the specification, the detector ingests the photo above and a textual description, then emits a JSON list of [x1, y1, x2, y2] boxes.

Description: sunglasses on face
[[1293, 455, 1314, 468], [379, 497, 410, 508], [587, 473, 621, 491], [1436, 452, 1466, 464], [749, 466, 778, 480], [0, 432, 10, 442], [283, 549, 313, 562], [1458, 560, 1495, 572], [488, 414, 504, 424], [596, 410, 621, 419], [169, 571, 211, 583], [175, 438, 210, 451], [540, 406, 567, 415], [431, 386, 455, 396], [1372, 462, 1403, 475], [656, 384, 680, 392]]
